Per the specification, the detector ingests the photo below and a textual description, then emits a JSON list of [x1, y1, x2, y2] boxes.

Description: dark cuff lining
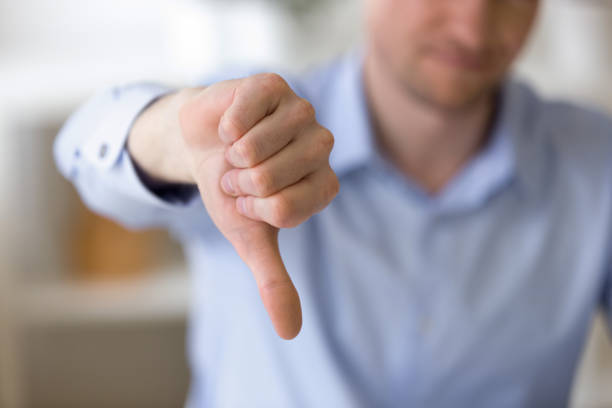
[[132, 155, 198, 205]]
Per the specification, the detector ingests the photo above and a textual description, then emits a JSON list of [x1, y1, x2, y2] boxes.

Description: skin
[[129, 75, 337, 339], [127, 0, 539, 339], [364, 0, 539, 193]]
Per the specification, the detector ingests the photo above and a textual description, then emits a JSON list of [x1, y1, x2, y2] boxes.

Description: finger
[[236, 166, 339, 228], [221, 126, 333, 197], [224, 96, 316, 168], [230, 224, 302, 340], [218, 73, 288, 145], [179, 80, 241, 151], [183, 86, 303, 340], [188, 148, 302, 340]]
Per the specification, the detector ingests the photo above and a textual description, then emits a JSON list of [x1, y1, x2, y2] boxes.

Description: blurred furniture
[[0, 0, 611, 407], [0, 115, 191, 408]]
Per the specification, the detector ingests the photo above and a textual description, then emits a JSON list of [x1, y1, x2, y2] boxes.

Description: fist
[[179, 73, 339, 339]]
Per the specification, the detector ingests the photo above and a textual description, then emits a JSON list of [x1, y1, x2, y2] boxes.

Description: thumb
[[230, 225, 302, 340], [180, 81, 302, 340]]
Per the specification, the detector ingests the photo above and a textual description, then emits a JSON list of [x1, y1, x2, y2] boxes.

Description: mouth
[[429, 47, 491, 73]]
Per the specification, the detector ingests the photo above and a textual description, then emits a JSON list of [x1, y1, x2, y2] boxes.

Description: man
[[55, 0, 612, 406]]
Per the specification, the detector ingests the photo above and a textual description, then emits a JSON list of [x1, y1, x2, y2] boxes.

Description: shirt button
[[99, 143, 109, 159]]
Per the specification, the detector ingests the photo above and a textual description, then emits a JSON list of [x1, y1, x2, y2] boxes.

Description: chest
[[277, 170, 611, 403]]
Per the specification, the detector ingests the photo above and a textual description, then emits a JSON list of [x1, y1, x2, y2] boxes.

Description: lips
[[429, 47, 491, 72]]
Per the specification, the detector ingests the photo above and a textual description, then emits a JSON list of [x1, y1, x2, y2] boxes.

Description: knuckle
[[305, 129, 334, 164], [269, 194, 293, 228], [293, 97, 316, 123], [240, 75, 258, 91], [317, 128, 335, 155], [250, 169, 274, 197], [327, 172, 340, 200], [255, 73, 287, 95], [220, 113, 244, 140], [233, 140, 258, 167], [318, 169, 339, 209]]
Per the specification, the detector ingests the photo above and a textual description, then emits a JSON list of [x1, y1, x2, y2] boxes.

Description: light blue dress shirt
[[55, 51, 612, 407]]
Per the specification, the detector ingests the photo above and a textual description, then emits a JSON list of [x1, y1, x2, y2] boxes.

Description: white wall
[[0, 1, 611, 407], [515, 0, 612, 109]]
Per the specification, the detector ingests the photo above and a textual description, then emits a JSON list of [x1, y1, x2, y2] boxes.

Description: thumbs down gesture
[[179, 73, 339, 339]]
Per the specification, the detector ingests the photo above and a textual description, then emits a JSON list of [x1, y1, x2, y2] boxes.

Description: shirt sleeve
[[53, 83, 215, 235]]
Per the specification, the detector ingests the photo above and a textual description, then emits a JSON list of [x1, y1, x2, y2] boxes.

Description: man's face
[[365, 0, 539, 110]]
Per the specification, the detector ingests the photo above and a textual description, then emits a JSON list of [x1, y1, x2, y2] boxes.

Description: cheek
[[366, 0, 429, 40], [366, 0, 432, 63]]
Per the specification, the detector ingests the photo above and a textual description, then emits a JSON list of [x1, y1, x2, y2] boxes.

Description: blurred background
[[0, 0, 611, 407]]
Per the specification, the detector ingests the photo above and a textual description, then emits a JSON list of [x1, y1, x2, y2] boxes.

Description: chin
[[413, 72, 499, 112], [431, 85, 489, 110]]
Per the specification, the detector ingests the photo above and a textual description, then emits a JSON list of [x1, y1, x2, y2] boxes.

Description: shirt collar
[[433, 79, 519, 212], [320, 51, 545, 211], [500, 79, 550, 202]]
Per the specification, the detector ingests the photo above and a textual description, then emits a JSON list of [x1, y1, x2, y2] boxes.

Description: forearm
[[54, 83, 216, 231], [127, 87, 203, 184]]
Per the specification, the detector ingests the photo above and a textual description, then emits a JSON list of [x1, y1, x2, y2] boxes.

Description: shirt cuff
[[131, 152, 199, 205], [82, 83, 202, 207], [81, 83, 172, 172]]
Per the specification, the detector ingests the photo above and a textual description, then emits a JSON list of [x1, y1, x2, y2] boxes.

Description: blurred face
[[365, 0, 539, 110]]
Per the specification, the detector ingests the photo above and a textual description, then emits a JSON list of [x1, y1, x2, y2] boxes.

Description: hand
[[179, 74, 339, 339]]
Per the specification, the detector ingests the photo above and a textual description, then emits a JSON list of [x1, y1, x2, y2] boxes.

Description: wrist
[[127, 88, 200, 184]]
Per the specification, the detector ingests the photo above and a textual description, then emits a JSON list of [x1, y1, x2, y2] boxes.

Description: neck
[[363, 52, 497, 195]]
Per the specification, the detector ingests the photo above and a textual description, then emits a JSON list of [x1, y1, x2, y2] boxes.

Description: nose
[[446, 0, 493, 52]]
